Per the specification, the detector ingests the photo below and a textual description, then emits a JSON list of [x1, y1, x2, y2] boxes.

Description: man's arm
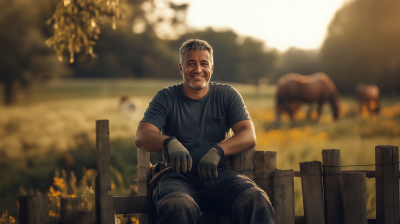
[[135, 121, 193, 173], [135, 121, 168, 152], [217, 120, 256, 156]]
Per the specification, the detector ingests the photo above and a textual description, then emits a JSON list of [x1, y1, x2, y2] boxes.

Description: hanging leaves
[[46, 0, 123, 63]]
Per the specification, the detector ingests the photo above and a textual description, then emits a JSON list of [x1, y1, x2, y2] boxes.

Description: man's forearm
[[135, 129, 168, 152], [217, 128, 256, 157]]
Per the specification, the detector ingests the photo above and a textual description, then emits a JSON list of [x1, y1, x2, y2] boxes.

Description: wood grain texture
[[322, 149, 343, 224], [375, 145, 399, 224], [18, 194, 49, 224], [342, 172, 367, 224], [95, 120, 114, 224], [137, 147, 152, 224], [300, 161, 325, 224], [254, 151, 276, 205], [273, 169, 295, 224]]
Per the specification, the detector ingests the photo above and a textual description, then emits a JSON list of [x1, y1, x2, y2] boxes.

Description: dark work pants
[[152, 169, 276, 224]]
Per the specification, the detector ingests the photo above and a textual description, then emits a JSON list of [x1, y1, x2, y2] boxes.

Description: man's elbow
[[250, 136, 256, 148], [134, 132, 144, 148]]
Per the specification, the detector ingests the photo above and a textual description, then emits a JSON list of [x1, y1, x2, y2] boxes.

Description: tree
[[321, 0, 400, 95], [172, 28, 277, 83], [0, 0, 71, 105], [275, 47, 320, 81], [46, 0, 189, 63]]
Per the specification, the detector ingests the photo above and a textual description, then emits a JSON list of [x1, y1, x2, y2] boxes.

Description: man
[[135, 39, 275, 224]]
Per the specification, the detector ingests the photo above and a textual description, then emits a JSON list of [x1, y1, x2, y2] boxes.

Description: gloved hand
[[197, 146, 224, 181], [166, 138, 192, 174]]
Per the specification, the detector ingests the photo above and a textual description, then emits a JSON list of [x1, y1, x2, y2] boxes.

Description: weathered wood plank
[[113, 196, 156, 214], [293, 170, 389, 178], [60, 197, 83, 224], [18, 194, 49, 224], [342, 172, 367, 224], [300, 161, 325, 224], [375, 145, 399, 224], [137, 147, 152, 224], [95, 120, 114, 224], [273, 169, 295, 224], [322, 149, 343, 224], [254, 151, 276, 205], [233, 147, 255, 179]]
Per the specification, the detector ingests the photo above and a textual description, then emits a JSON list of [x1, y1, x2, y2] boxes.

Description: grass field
[[1, 78, 400, 218]]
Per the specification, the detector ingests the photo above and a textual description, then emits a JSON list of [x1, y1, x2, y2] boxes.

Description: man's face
[[179, 49, 214, 90]]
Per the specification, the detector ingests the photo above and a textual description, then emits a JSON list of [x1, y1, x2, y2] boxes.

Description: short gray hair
[[179, 39, 214, 65]]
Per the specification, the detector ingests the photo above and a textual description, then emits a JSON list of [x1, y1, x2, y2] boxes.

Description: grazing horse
[[356, 83, 380, 114], [276, 72, 341, 126]]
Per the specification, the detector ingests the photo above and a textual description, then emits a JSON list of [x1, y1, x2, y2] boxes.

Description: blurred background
[[1, 0, 400, 221]]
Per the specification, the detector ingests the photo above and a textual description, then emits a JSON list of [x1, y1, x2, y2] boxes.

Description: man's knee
[[157, 193, 202, 223], [232, 188, 276, 224]]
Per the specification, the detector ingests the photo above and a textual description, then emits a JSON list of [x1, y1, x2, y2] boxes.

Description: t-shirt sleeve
[[141, 91, 169, 132], [226, 86, 251, 127]]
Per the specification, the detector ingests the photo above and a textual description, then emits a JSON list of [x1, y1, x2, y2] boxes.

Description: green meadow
[[1, 78, 399, 218]]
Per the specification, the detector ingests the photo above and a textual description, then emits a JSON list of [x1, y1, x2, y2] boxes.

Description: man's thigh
[[152, 170, 203, 208], [202, 170, 262, 214]]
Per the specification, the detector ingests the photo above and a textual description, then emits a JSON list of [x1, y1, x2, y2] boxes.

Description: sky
[[171, 0, 348, 52]]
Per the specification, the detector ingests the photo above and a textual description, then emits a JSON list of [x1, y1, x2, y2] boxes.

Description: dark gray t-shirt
[[141, 82, 251, 166]]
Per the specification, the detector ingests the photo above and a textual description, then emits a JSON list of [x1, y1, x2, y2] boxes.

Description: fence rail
[[17, 120, 400, 224]]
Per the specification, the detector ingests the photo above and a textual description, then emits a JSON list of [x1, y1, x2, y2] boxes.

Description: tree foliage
[[0, 0, 71, 105], [46, 0, 123, 63], [321, 0, 400, 95], [275, 47, 320, 82]]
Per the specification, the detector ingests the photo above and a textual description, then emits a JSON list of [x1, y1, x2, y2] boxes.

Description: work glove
[[197, 145, 224, 181], [164, 137, 192, 174]]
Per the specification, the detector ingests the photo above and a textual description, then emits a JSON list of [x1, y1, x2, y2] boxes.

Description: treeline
[[72, 26, 278, 84], [2, 0, 400, 105]]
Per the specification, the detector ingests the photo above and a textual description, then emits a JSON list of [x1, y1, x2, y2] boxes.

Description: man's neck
[[182, 83, 210, 100]]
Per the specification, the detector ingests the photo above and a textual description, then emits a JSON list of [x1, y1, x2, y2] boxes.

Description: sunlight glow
[[171, 0, 347, 51]]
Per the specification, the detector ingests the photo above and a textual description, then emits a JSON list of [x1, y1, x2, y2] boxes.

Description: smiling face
[[179, 49, 214, 91]]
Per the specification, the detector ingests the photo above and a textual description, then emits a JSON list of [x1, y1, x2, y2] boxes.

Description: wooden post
[[375, 145, 399, 224], [60, 197, 83, 224], [72, 211, 91, 224], [342, 172, 367, 224], [273, 169, 295, 224], [18, 194, 49, 224], [95, 120, 114, 224], [232, 147, 255, 180], [322, 149, 343, 224], [300, 161, 325, 224], [254, 151, 276, 205], [137, 147, 152, 224]]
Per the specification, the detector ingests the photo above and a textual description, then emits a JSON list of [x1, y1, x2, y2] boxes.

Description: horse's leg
[[275, 105, 281, 128], [317, 101, 323, 121], [306, 103, 313, 120], [287, 102, 294, 121]]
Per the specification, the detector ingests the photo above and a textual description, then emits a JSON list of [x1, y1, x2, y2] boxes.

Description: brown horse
[[356, 83, 380, 114], [276, 72, 341, 126]]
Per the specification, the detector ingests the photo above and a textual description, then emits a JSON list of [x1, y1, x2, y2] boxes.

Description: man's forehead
[[182, 49, 212, 62]]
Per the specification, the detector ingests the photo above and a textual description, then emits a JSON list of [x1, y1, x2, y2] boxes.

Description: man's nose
[[194, 64, 202, 73]]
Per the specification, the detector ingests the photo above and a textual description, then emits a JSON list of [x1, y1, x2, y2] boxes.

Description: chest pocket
[[205, 116, 228, 143]]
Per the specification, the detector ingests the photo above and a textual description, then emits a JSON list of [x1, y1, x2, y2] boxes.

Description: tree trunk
[[4, 79, 15, 106]]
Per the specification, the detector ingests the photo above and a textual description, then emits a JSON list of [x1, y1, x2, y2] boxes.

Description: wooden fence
[[17, 120, 400, 224]]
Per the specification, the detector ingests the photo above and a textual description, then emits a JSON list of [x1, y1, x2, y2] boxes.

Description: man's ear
[[178, 63, 183, 74]]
